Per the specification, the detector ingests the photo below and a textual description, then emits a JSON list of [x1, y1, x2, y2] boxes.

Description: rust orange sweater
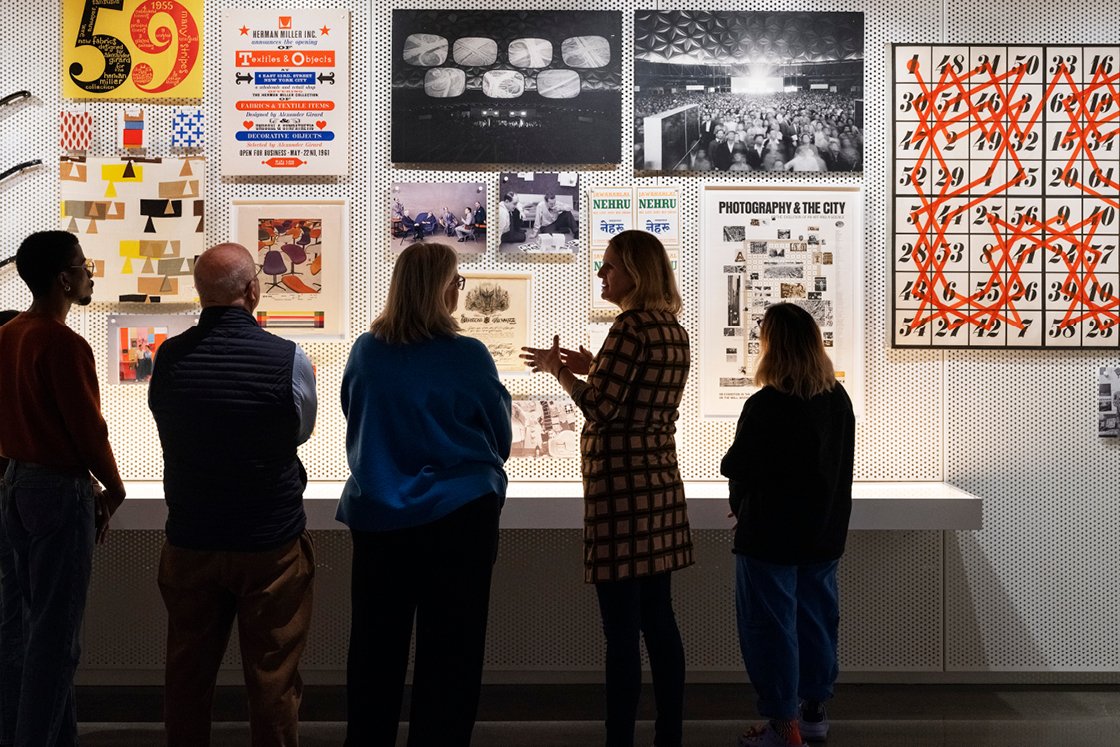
[[0, 312, 121, 491]]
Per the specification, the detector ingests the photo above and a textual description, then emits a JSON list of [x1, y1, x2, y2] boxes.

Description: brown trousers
[[157, 531, 315, 747]]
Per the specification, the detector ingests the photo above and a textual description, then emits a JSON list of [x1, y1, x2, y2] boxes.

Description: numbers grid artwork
[[892, 45, 1120, 348]]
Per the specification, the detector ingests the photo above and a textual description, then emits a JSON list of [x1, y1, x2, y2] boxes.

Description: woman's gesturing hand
[[520, 335, 563, 377]]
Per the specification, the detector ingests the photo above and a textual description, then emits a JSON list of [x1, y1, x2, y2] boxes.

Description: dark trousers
[[595, 572, 685, 747], [539, 211, 579, 239], [345, 493, 501, 747], [0, 468, 24, 747], [0, 461, 95, 747], [158, 532, 316, 747], [500, 208, 526, 244], [735, 556, 840, 720]]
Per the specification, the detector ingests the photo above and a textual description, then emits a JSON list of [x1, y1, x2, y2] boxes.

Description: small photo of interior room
[[510, 398, 581, 459], [497, 172, 579, 254], [107, 315, 198, 385], [391, 182, 489, 254]]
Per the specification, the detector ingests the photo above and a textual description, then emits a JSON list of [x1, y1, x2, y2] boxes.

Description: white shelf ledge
[[110, 480, 981, 532]]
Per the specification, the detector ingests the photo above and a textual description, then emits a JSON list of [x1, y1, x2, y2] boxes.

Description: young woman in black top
[[722, 303, 855, 747]]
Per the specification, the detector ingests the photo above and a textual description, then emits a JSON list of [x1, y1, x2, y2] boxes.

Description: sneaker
[[737, 722, 807, 747], [798, 701, 829, 742]]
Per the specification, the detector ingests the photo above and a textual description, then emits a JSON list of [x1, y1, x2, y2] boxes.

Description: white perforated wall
[[4, 0, 1119, 681], [939, 0, 1120, 675]]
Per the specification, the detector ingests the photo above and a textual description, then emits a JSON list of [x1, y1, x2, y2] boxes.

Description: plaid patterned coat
[[571, 309, 694, 583]]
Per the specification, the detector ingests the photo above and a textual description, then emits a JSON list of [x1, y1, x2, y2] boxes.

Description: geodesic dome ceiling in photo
[[634, 11, 863, 66]]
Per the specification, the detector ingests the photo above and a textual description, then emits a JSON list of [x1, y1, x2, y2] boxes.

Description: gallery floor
[[73, 683, 1120, 746]]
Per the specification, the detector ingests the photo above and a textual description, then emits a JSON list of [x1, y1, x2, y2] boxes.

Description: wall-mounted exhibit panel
[[699, 185, 864, 417], [891, 44, 1120, 349]]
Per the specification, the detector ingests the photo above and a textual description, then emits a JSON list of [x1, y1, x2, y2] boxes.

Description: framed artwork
[[892, 45, 1120, 348], [699, 185, 863, 418], [63, 0, 203, 99], [117, 107, 145, 150], [392, 10, 622, 165], [456, 272, 532, 374], [633, 11, 864, 174], [230, 198, 348, 339], [60, 108, 93, 151], [497, 172, 580, 254], [221, 9, 350, 176], [59, 156, 205, 303], [510, 398, 581, 459], [390, 182, 487, 254], [106, 313, 198, 384], [1100, 366, 1120, 437], [171, 106, 205, 149]]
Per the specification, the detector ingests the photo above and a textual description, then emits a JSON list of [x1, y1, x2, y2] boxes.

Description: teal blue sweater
[[337, 333, 512, 531]]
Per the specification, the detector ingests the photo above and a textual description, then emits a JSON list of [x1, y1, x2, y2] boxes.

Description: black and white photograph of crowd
[[634, 11, 864, 174]]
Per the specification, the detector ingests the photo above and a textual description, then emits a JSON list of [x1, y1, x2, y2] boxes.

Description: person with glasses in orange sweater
[[0, 230, 126, 746]]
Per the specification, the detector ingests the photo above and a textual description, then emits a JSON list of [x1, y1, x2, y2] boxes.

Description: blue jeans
[[0, 464, 25, 746], [735, 555, 840, 720], [1, 462, 95, 747], [595, 572, 685, 747]]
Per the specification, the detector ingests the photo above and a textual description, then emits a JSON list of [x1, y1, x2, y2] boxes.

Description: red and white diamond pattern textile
[[60, 109, 93, 151]]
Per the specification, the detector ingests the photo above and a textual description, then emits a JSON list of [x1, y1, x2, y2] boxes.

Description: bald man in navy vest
[[148, 243, 317, 747]]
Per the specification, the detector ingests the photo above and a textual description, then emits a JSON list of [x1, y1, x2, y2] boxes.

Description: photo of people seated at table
[[391, 182, 488, 253]]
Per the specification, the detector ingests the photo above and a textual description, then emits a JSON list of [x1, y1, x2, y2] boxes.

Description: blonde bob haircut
[[754, 302, 837, 399], [370, 242, 461, 344], [610, 230, 682, 315]]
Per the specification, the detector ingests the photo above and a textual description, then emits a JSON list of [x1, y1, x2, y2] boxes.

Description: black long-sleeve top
[[721, 384, 855, 564]]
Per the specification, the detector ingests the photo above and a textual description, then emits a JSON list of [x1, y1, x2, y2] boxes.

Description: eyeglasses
[[454, 274, 466, 290], [68, 259, 96, 275]]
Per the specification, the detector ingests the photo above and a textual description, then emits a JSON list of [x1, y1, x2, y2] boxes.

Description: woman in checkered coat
[[522, 230, 693, 747]]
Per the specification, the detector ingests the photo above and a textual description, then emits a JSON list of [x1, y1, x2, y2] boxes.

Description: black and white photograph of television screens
[[634, 11, 863, 174], [392, 10, 622, 165]]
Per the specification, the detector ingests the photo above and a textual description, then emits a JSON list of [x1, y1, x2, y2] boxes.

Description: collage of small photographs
[[387, 9, 867, 427]]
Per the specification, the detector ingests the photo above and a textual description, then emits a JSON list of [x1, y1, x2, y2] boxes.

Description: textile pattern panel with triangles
[[59, 156, 205, 303]]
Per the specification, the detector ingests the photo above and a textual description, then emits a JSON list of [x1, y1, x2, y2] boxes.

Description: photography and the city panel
[[634, 11, 864, 174]]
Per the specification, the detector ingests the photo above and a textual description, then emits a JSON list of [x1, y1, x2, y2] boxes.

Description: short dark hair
[[503, 191, 515, 203], [544, 192, 556, 200], [16, 231, 79, 298]]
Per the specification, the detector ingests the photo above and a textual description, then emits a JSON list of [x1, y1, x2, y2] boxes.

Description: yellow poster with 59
[[63, 0, 203, 99]]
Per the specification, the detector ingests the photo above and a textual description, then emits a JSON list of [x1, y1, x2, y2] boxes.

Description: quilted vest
[[148, 306, 306, 550]]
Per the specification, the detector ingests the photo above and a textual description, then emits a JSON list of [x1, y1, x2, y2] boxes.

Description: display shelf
[[110, 480, 982, 532]]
